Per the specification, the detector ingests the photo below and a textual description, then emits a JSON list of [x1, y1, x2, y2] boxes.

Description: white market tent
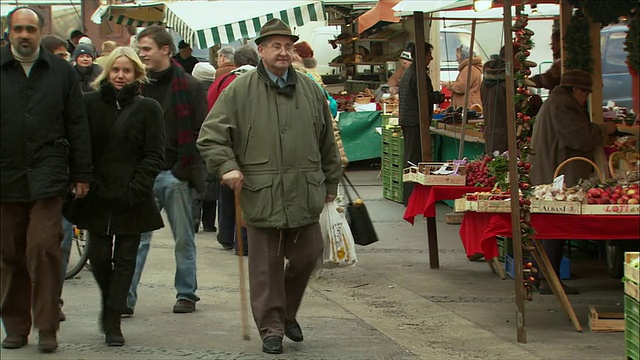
[[91, 0, 326, 49]]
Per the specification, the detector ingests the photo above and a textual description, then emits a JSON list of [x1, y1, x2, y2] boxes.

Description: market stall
[[395, 0, 639, 343]]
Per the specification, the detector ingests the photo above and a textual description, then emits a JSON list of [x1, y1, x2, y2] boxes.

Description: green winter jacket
[[197, 62, 341, 229]]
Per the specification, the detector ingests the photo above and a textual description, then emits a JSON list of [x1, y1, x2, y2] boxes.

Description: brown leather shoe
[[38, 330, 58, 353], [1, 335, 28, 349], [172, 299, 196, 313]]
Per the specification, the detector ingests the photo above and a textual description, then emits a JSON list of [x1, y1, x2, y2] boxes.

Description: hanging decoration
[[564, 9, 593, 74], [511, 10, 538, 301]]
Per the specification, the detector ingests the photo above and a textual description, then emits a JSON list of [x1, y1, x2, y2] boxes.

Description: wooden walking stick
[[234, 190, 251, 340]]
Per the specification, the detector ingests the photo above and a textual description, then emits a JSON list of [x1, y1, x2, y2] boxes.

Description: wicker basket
[[354, 95, 372, 104], [608, 151, 637, 180], [553, 156, 605, 183]]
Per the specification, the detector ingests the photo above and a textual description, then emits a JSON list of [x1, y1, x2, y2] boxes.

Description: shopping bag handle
[[341, 173, 361, 203]]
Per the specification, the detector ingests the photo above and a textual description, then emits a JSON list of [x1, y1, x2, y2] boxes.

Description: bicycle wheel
[[65, 227, 90, 279]]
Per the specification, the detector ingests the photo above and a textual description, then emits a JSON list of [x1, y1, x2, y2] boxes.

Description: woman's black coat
[[66, 81, 165, 235]]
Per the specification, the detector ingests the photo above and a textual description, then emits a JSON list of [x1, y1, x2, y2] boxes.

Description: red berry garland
[[512, 11, 538, 300]]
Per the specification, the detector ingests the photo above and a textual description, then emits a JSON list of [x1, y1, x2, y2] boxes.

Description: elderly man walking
[[0, 6, 92, 353], [197, 19, 341, 354]]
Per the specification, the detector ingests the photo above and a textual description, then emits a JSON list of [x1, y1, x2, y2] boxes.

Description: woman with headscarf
[[440, 44, 483, 109]]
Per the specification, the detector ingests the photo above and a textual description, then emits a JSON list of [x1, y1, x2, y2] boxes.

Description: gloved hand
[[432, 91, 445, 105]]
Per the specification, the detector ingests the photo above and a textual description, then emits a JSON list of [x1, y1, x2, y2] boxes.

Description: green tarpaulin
[[337, 111, 382, 162]]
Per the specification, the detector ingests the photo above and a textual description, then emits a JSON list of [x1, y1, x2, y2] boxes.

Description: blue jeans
[[60, 217, 74, 297], [127, 171, 199, 309]]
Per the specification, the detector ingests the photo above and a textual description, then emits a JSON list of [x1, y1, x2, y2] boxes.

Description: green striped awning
[[90, 2, 165, 27], [164, 1, 326, 49], [108, 15, 162, 27]]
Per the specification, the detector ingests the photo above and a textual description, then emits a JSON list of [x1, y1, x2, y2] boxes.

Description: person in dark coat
[[0, 7, 92, 353], [398, 41, 443, 205], [66, 46, 165, 346], [530, 69, 616, 295], [73, 43, 102, 93], [480, 47, 509, 154], [172, 40, 199, 74]]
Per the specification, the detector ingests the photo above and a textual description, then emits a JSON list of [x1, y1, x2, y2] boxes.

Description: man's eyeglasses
[[263, 42, 295, 53], [54, 52, 69, 60]]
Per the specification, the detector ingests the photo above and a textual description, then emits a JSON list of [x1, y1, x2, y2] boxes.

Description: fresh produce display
[[465, 191, 511, 201], [465, 155, 509, 188], [584, 183, 640, 204], [531, 184, 585, 202]]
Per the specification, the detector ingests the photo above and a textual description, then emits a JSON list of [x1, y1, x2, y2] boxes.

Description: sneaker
[[172, 299, 196, 313], [121, 307, 135, 318], [1, 335, 28, 349]]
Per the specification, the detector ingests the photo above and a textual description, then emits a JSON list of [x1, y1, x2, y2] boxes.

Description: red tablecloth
[[403, 185, 492, 224], [460, 212, 640, 258]]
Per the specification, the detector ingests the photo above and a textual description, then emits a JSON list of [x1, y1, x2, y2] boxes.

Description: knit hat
[[78, 36, 93, 45], [457, 44, 476, 61], [294, 41, 314, 59], [560, 69, 593, 92], [254, 18, 299, 45], [73, 44, 96, 61], [400, 42, 414, 61], [192, 62, 216, 82]]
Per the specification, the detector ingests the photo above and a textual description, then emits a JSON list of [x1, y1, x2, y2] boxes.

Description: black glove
[[432, 91, 445, 104]]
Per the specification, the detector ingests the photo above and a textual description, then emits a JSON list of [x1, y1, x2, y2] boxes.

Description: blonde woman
[[64, 47, 165, 346]]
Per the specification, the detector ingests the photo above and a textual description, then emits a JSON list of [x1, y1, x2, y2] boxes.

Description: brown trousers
[[0, 197, 64, 335], [247, 223, 324, 340]]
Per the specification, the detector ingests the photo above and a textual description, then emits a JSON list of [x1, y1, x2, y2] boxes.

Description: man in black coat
[[398, 41, 443, 205], [126, 25, 207, 316], [0, 7, 92, 353]]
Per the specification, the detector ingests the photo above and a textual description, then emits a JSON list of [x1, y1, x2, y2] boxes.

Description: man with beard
[[0, 6, 92, 353], [197, 19, 341, 354], [126, 25, 207, 316]]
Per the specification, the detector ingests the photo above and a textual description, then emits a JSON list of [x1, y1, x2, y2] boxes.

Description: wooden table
[[403, 185, 492, 268], [459, 211, 640, 331]]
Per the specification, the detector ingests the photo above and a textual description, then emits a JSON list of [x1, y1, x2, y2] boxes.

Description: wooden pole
[[502, 0, 527, 343], [413, 11, 439, 269], [234, 191, 251, 341], [559, 0, 573, 73], [457, 19, 477, 159], [414, 11, 433, 162]]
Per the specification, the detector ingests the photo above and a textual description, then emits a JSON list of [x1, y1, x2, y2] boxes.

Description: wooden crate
[[476, 199, 512, 213], [454, 198, 467, 213], [626, 281, 640, 302], [588, 306, 625, 332], [531, 199, 582, 215], [402, 164, 466, 186], [581, 203, 640, 215], [625, 252, 639, 285]]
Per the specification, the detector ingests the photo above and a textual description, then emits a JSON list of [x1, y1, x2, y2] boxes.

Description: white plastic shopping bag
[[320, 201, 357, 268]]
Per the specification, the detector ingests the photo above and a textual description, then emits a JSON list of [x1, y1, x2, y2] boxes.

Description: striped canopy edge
[[108, 15, 163, 27], [165, 1, 325, 49]]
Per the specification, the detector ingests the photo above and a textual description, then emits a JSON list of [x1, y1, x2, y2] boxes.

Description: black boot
[[104, 308, 125, 346]]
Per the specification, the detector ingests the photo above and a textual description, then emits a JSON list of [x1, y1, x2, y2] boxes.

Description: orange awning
[[356, 0, 401, 34]]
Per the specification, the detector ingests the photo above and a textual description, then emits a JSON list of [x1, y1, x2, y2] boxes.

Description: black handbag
[[341, 174, 379, 246]]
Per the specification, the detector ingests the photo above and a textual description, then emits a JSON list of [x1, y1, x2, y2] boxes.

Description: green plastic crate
[[383, 185, 403, 203], [626, 309, 639, 360], [626, 294, 640, 321]]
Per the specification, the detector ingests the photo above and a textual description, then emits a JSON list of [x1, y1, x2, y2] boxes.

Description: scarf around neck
[[169, 60, 197, 166]]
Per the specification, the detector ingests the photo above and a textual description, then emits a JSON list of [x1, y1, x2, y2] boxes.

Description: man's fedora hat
[[254, 18, 299, 45]]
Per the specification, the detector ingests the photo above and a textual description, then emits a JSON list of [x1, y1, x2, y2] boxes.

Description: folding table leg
[[426, 217, 439, 269], [489, 257, 506, 279], [531, 239, 582, 332]]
